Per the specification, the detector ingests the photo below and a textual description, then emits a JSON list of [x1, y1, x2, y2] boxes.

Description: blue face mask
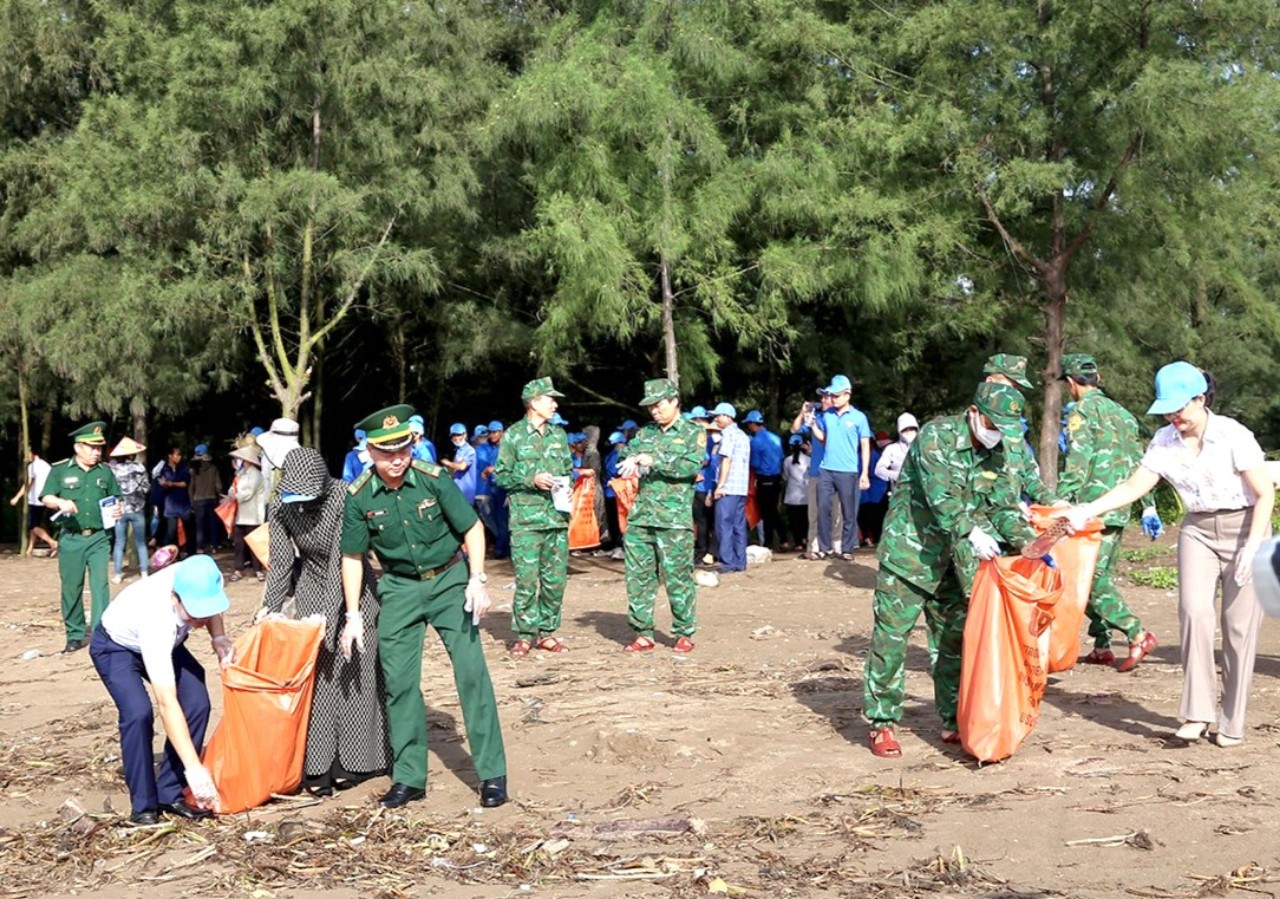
[[281, 492, 320, 504]]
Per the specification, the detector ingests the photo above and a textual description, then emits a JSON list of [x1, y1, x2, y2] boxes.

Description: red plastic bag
[[958, 556, 1063, 763], [188, 618, 325, 813], [568, 470, 600, 550], [608, 476, 639, 535], [1028, 506, 1104, 673], [745, 474, 761, 530]]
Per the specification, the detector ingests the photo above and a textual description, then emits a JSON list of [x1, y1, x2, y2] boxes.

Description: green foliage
[[1126, 566, 1179, 591], [1120, 545, 1173, 565]]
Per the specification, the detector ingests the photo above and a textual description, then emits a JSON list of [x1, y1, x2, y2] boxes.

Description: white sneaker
[[1215, 732, 1244, 748], [609, 548, 625, 561], [1175, 721, 1208, 741], [110, 573, 123, 585]]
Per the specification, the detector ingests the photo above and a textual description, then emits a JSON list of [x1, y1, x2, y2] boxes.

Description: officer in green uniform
[[339, 405, 507, 809], [982, 353, 1058, 506], [494, 377, 573, 656], [1057, 354, 1158, 671], [863, 383, 1037, 758], [42, 421, 121, 653], [618, 379, 706, 653]]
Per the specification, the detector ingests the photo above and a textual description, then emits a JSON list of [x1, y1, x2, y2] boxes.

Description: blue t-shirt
[[749, 429, 783, 477], [696, 440, 721, 493], [412, 438, 438, 464], [604, 449, 621, 499], [474, 442, 496, 495], [341, 448, 368, 484], [818, 406, 872, 473], [863, 448, 889, 503], [452, 442, 478, 504]]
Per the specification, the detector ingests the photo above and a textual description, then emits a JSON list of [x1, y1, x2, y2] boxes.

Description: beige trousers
[[1178, 508, 1266, 740], [806, 478, 841, 554]]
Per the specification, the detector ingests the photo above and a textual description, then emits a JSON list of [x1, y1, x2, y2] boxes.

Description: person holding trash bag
[[341, 405, 507, 809], [1058, 362, 1274, 747], [1055, 354, 1157, 671], [89, 555, 234, 825], [864, 383, 1038, 758]]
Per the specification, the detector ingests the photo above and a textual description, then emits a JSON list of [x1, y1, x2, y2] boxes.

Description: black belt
[[394, 553, 463, 581]]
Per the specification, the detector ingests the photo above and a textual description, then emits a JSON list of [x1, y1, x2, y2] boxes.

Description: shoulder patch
[[348, 469, 373, 495], [696, 430, 707, 448], [411, 460, 442, 478], [1067, 413, 1085, 433]]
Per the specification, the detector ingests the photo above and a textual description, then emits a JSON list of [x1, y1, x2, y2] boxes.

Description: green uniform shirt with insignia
[[1055, 389, 1143, 528], [1003, 438, 1058, 506], [621, 414, 705, 530], [878, 413, 1037, 593], [494, 416, 572, 530], [341, 460, 478, 575], [41, 460, 121, 531]]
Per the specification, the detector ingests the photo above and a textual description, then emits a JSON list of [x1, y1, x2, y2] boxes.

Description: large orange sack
[[608, 476, 639, 535], [1028, 506, 1104, 673], [190, 617, 325, 814], [958, 557, 1063, 763], [568, 470, 600, 550]]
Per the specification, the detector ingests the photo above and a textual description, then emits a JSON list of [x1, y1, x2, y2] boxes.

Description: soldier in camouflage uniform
[[864, 383, 1038, 758], [983, 353, 1058, 506], [619, 379, 706, 654], [1057, 354, 1158, 671], [494, 377, 574, 656]]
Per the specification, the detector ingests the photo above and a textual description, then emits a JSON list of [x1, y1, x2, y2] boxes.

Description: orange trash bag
[[958, 556, 1063, 763], [608, 476, 639, 535], [244, 523, 270, 570], [1028, 506, 1104, 673], [568, 471, 601, 551], [188, 617, 325, 814]]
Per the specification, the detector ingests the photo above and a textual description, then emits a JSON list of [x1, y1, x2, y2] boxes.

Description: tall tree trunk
[[132, 401, 147, 448], [1038, 269, 1067, 488], [659, 257, 678, 386], [391, 323, 407, 403], [17, 363, 30, 555], [39, 405, 54, 457], [311, 348, 324, 455]]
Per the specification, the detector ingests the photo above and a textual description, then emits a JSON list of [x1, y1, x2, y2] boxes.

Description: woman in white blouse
[[1061, 362, 1274, 746]]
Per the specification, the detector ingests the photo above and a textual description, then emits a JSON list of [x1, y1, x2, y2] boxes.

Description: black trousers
[[692, 492, 714, 560], [754, 476, 782, 548]]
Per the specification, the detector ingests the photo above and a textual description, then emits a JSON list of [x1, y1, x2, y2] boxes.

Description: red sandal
[[623, 635, 656, 653], [940, 729, 961, 745], [509, 640, 532, 657], [536, 636, 569, 653], [868, 726, 902, 758], [1082, 647, 1117, 666], [1116, 631, 1157, 673], [672, 636, 695, 654]]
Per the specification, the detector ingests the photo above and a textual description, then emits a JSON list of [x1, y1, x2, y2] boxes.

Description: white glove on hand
[[339, 610, 365, 660], [1235, 539, 1262, 587], [1058, 505, 1093, 534], [967, 526, 1001, 561], [617, 457, 640, 479], [185, 762, 219, 809], [464, 577, 491, 626]]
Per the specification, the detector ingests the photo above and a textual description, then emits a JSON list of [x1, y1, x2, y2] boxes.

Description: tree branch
[[1060, 133, 1142, 265], [979, 191, 1050, 276], [242, 255, 287, 402], [309, 208, 401, 348]]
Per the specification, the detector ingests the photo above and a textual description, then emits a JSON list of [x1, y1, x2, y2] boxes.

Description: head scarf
[[279, 447, 331, 501]]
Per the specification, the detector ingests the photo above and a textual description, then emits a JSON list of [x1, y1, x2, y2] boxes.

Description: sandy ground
[[2, 527, 1279, 899]]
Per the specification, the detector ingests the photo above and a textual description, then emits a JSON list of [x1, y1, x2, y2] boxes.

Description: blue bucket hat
[[172, 556, 230, 619], [742, 410, 765, 425], [1147, 361, 1209, 415], [449, 422, 467, 436]]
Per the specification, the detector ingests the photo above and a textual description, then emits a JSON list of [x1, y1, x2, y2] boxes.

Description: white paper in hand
[[99, 496, 122, 529], [551, 476, 573, 514]]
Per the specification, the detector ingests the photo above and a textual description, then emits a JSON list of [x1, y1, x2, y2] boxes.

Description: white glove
[[1234, 538, 1262, 587], [339, 610, 365, 660], [617, 457, 640, 479], [967, 526, 1001, 561], [1058, 505, 1093, 534], [464, 577, 491, 626], [185, 763, 219, 809]]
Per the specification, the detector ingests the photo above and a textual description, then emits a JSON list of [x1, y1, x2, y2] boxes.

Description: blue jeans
[[491, 487, 510, 557], [817, 469, 860, 554], [113, 511, 149, 576], [714, 494, 748, 571]]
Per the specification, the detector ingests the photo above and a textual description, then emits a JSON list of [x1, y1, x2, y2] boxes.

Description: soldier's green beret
[[70, 421, 107, 446], [640, 378, 678, 406], [356, 404, 415, 451], [1059, 353, 1098, 380], [521, 377, 565, 403], [983, 353, 1034, 390], [973, 383, 1027, 443]]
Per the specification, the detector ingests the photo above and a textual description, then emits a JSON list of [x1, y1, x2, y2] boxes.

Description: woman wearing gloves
[[261, 448, 389, 797], [89, 555, 234, 825], [1058, 363, 1274, 747]]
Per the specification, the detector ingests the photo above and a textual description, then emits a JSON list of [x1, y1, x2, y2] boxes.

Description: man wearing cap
[[810, 374, 872, 561], [341, 404, 507, 809], [711, 402, 751, 573], [864, 383, 1038, 758], [484, 422, 510, 558], [342, 429, 370, 484], [107, 437, 151, 584], [619, 379, 706, 652], [189, 443, 223, 555], [90, 554, 235, 824], [41, 422, 123, 653], [1056, 353, 1157, 670], [473, 425, 499, 547], [744, 411, 784, 549], [408, 415, 438, 464], [440, 423, 479, 506], [495, 378, 574, 655], [791, 389, 841, 555], [620, 419, 638, 442], [982, 354, 1057, 505]]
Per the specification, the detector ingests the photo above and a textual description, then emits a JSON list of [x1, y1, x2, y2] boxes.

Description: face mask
[[902, 431, 917, 445], [969, 411, 1002, 449]]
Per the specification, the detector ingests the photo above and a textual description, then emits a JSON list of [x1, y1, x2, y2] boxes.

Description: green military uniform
[[864, 384, 1037, 732], [494, 378, 573, 644], [983, 353, 1058, 505], [42, 422, 120, 648], [621, 379, 706, 639], [1055, 355, 1145, 650], [341, 405, 505, 792]]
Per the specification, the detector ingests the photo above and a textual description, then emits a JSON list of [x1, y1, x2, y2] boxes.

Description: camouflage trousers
[[1085, 527, 1143, 649], [625, 525, 697, 638], [510, 527, 569, 641], [863, 565, 967, 730]]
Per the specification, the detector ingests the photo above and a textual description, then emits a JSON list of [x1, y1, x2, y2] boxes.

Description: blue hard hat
[[473, 425, 489, 437], [488, 420, 504, 432], [449, 422, 467, 436], [608, 431, 627, 445], [1148, 361, 1209, 415], [712, 402, 737, 419], [689, 405, 709, 420], [172, 556, 230, 619], [743, 410, 765, 425], [825, 374, 852, 394]]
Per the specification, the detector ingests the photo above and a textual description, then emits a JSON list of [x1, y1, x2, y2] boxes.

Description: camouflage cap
[[973, 382, 1027, 443], [356, 404, 415, 451], [1059, 353, 1099, 381], [70, 421, 108, 446], [983, 353, 1034, 390], [521, 376, 565, 403], [640, 378, 678, 406]]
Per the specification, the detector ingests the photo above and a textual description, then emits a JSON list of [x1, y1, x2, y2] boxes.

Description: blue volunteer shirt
[[818, 405, 872, 473], [604, 449, 621, 499], [474, 442, 496, 495], [749, 428, 783, 477], [341, 448, 369, 484], [412, 438, 438, 464], [696, 441, 720, 493], [863, 448, 889, 503], [453, 442, 478, 503]]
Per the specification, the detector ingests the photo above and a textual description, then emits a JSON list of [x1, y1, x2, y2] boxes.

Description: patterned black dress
[[263, 448, 389, 789]]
